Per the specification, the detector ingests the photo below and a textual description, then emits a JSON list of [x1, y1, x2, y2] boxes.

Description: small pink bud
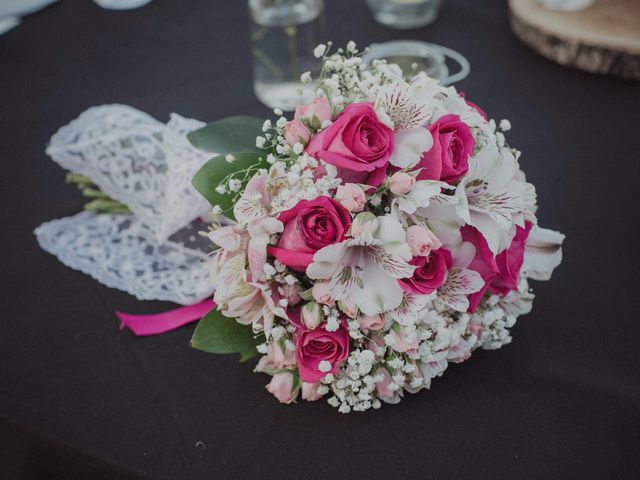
[[266, 372, 298, 404], [359, 314, 384, 331], [389, 171, 416, 195], [350, 212, 379, 237], [301, 301, 323, 330], [405, 225, 442, 257], [335, 183, 366, 212], [311, 281, 334, 306], [338, 298, 358, 319], [301, 382, 322, 401], [294, 96, 332, 129], [284, 119, 311, 146]]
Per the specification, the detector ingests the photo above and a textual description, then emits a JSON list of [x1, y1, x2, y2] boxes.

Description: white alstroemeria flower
[[246, 216, 283, 280], [522, 225, 565, 280], [436, 267, 484, 312], [415, 188, 467, 246], [233, 170, 271, 225], [231, 171, 285, 281], [437, 85, 488, 129], [499, 278, 535, 318], [385, 292, 433, 327], [389, 127, 433, 169], [393, 179, 452, 215], [372, 78, 442, 129], [456, 140, 537, 254], [435, 242, 484, 312], [248, 281, 288, 338], [211, 244, 287, 338], [307, 215, 415, 316]]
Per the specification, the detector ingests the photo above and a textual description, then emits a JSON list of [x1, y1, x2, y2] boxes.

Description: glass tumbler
[[366, 0, 444, 29], [249, 0, 325, 111]]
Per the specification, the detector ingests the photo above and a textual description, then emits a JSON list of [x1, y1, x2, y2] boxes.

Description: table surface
[[1, 1, 639, 479]]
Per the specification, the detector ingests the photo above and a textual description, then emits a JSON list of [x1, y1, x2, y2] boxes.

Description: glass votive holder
[[366, 0, 444, 29], [249, 0, 325, 111], [93, 0, 153, 9]]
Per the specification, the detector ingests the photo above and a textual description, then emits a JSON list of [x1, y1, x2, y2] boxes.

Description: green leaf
[[190, 309, 260, 362], [187, 116, 264, 154], [191, 151, 267, 220]]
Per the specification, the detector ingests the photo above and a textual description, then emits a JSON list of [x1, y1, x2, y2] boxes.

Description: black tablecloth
[[1, 1, 639, 478]]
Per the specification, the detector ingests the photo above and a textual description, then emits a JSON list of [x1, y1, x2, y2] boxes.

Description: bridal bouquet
[[188, 42, 564, 412]]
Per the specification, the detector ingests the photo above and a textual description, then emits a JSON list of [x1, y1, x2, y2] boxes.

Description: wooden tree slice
[[509, 0, 640, 79]]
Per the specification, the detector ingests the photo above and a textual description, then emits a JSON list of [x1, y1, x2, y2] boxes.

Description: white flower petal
[[389, 127, 433, 169], [523, 226, 565, 280]]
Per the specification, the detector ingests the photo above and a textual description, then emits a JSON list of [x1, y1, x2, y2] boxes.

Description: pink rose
[[306, 103, 394, 186], [414, 114, 475, 184], [266, 372, 298, 404], [461, 226, 499, 313], [389, 171, 416, 195], [335, 183, 366, 212], [301, 382, 323, 401], [490, 222, 533, 296], [398, 248, 451, 295], [295, 321, 350, 383], [405, 225, 442, 257], [269, 196, 351, 272], [284, 118, 311, 146], [295, 96, 332, 128], [359, 314, 384, 331]]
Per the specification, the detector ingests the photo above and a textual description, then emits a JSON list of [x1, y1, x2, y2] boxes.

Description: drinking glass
[[249, 0, 325, 111], [94, 0, 153, 9], [365, 0, 444, 29]]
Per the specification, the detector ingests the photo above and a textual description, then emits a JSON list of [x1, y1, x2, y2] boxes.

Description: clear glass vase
[[93, 0, 153, 9], [366, 0, 444, 29], [249, 0, 325, 111]]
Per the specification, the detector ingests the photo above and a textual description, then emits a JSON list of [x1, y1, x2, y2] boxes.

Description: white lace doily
[[35, 212, 214, 304], [35, 105, 217, 304]]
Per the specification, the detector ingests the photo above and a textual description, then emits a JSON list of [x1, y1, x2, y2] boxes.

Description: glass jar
[[249, 0, 325, 111], [365, 0, 444, 30]]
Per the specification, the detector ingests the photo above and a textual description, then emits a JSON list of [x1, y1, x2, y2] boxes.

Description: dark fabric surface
[[1, 0, 638, 479]]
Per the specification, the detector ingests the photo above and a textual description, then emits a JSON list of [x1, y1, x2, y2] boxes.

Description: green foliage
[[187, 116, 264, 154], [190, 309, 261, 362]]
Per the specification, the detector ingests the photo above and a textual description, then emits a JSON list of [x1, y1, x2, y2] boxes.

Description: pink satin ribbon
[[117, 299, 215, 336]]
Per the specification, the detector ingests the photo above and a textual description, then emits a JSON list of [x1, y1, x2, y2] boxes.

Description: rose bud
[[311, 281, 334, 306], [335, 183, 366, 212], [337, 298, 358, 319], [281, 282, 303, 306], [294, 96, 332, 130], [405, 225, 442, 257], [283, 118, 311, 146], [301, 382, 323, 401], [389, 171, 416, 195], [266, 372, 298, 404], [374, 367, 400, 404], [350, 212, 379, 237], [301, 301, 323, 330], [359, 313, 384, 331]]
